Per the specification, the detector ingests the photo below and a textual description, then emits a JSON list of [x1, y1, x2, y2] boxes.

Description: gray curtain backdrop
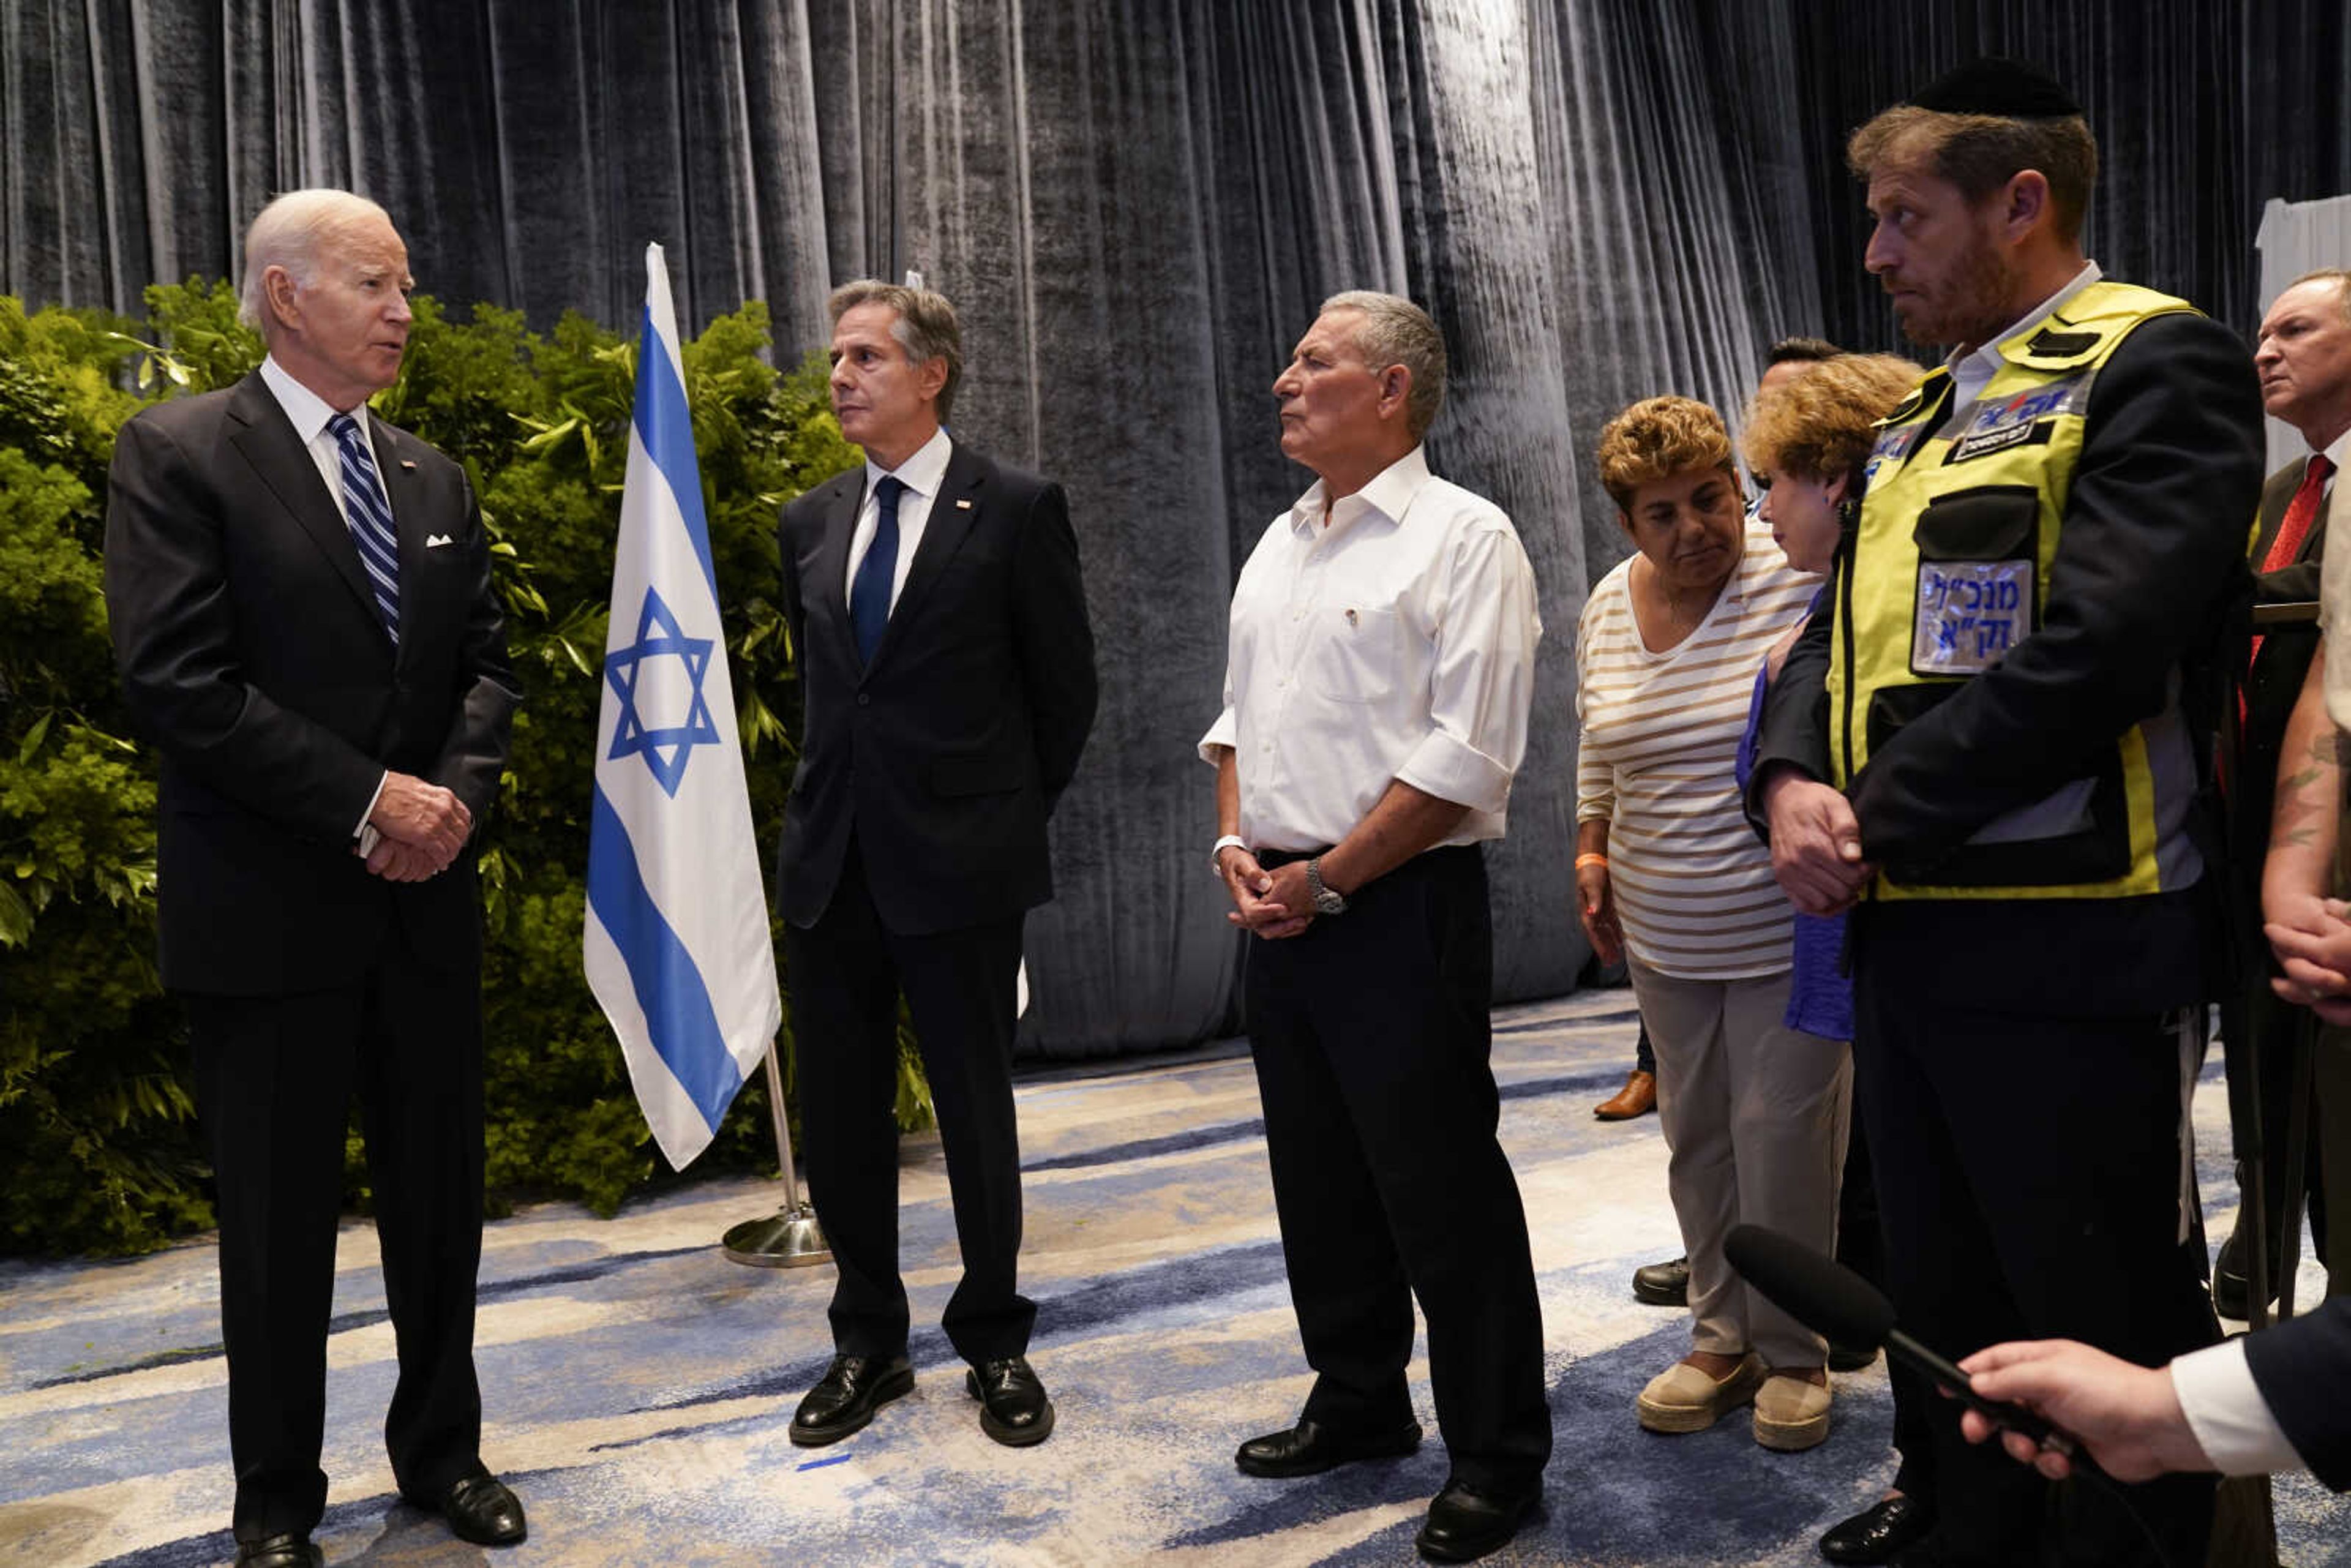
[[13, 1, 2344, 1055]]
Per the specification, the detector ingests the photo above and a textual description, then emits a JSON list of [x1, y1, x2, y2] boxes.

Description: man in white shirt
[[1199, 291, 1550, 1564]]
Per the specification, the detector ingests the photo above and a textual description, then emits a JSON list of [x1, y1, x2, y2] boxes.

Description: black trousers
[[186, 941, 485, 1544], [1835, 1100, 1935, 1498], [1243, 846, 1552, 1493], [1852, 964, 2219, 1567], [786, 844, 1032, 1364]]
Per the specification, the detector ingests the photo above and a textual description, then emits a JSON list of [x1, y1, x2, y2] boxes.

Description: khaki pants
[[1629, 959, 1853, 1368]]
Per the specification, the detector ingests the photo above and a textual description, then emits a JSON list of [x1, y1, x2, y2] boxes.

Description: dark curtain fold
[[10, 0, 2350, 1054]]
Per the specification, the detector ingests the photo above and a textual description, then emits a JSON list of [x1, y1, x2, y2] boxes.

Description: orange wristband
[[1575, 853, 1608, 870]]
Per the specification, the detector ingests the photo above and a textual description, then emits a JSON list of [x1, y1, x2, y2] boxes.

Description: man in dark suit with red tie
[[103, 190, 524, 1568], [2217, 268, 2351, 1318], [775, 280, 1097, 1449]]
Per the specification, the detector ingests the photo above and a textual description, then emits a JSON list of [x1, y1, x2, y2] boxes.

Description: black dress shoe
[[1235, 1417, 1423, 1477], [1415, 1479, 1540, 1563], [1819, 1493, 1932, 1565], [2211, 1228, 2277, 1321], [1828, 1341, 1878, 1372], [234, 1535, 321, 1568], [403, 1466, 527, 1547], [965, 1355, 1055, 1446], [791, 1352, 915, 1446], [1633, 1255, 1690, 1306]]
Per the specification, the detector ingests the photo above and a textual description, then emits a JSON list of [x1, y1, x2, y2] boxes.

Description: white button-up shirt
[[1199, 445, 1542, 852], [844, 424, 951, 613]]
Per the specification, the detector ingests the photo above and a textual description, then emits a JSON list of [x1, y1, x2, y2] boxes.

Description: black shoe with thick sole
[[966, 1355, 1056, 1446], [790, 1352, 915, 1446]]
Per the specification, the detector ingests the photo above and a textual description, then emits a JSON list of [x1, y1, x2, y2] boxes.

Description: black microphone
[[1723, 1222, 2075, 1458]]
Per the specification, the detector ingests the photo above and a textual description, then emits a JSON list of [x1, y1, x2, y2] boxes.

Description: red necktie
[[2263, 452, 2333, 572], [2248, 452, 2334, 678]]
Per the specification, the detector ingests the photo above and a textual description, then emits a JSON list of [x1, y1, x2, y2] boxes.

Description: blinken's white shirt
[[844, 425, 951, 612], [1198, 446, 1542, 851]]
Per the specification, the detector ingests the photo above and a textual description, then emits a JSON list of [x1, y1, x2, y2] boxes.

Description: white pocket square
[[425, 533, 456, 549]]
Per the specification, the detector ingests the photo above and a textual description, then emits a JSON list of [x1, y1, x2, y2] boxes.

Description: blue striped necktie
[[850, 474, 906, 666], [329, 411, 400, 644]]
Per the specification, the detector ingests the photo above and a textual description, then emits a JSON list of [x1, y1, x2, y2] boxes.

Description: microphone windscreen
[[1725, 1223, 1897, 1349]]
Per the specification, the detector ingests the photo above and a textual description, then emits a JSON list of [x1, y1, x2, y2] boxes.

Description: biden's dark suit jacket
[[105, 373, 519, 991]]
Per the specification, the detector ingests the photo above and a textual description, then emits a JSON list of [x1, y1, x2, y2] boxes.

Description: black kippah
[[1909, 57, 2082, 118]]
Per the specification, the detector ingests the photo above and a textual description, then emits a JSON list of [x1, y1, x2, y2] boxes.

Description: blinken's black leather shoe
[[234, 1534, 321, 1568], [966, 1355, 1056, 1446], [1820, 1493, 1933, 1565], [1415, 1479, 1542, 1562], [791, 1352, 915, 1446], [403, 1465, 527, 1547], [1234, 1417, 1423, 1477]]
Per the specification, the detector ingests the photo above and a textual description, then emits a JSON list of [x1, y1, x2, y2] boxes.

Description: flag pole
[[721, 1039, 831, 1267]]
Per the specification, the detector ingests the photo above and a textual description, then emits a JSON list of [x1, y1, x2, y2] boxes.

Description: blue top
[[1733, 593, 1853, 1041]]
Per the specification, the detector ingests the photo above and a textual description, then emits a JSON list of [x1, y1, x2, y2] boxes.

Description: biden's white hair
[[238, 189, 395, 334]]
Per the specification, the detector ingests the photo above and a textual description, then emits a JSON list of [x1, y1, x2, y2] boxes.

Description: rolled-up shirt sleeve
[[1395, 520, 1541, 814], [1198, 697, 1239, 763]]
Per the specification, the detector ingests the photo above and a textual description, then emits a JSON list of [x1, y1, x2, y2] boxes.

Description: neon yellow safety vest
[[1829, 279, 2207, 901]]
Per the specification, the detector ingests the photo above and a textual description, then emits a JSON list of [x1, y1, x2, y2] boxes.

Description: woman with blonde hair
[[1573, 395, 1850, 1451]]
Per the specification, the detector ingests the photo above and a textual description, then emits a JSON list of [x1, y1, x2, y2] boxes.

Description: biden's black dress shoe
[[1415, 1479, 1540, 1562], [234, 1534, 321, 1568], [1235, 1417, 1423, 1477], [1818, 1492, 1932, 1564], [966, 1355, 1055, 1446], [404, 1465, 527, 1547], [791, 1352, 915, 1446]]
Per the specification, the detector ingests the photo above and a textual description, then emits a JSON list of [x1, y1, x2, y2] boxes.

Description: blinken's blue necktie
[[328, 412, 400, 644], [850, 475, 906, 666]]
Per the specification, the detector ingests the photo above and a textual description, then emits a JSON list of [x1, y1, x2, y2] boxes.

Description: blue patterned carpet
[[3, 992, 2344, 1566]]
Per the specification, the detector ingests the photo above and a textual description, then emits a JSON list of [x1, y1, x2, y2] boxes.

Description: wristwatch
[[1210, 834, 1248, 876], [1305, 857, 1348, 915]]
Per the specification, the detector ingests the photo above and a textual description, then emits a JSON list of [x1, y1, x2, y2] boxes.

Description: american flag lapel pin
[[955, 498, 973, 509]]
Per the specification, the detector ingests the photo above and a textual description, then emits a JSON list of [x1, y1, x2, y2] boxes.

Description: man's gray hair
[[238, 189, 395, 335], [828, 279, 965, 422], [1321, 290, 1448, 440]]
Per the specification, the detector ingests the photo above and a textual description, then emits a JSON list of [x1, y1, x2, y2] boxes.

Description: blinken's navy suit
[[104, 370, 520, 1544], [776, 437, 1095, 1362]]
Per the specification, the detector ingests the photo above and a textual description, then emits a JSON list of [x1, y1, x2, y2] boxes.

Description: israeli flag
[[585, 243, 781, 1171]]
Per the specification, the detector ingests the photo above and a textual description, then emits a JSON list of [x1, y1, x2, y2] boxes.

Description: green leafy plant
[[0, 281, 927, 1256]]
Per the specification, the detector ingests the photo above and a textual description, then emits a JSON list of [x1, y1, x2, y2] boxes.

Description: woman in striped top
[[1573, 396, 1853, 1452]]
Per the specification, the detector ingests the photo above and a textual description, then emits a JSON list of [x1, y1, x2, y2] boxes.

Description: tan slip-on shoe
[[1753, 1371, 1832, 1451], [1636, 1351, 1764, 1434]]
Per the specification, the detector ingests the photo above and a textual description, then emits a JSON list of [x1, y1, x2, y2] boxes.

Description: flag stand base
[[722, 1202, 831, 1267]]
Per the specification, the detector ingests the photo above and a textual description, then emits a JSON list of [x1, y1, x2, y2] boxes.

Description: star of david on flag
[[604, 586, 719, 797], [583, 244, 780, 1171]]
